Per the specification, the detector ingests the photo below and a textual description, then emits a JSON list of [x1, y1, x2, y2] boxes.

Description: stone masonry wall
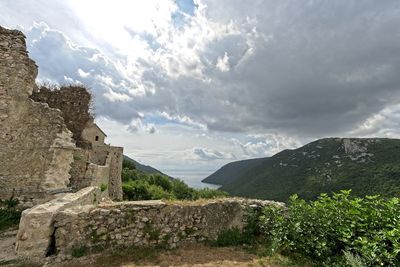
[[30, 85, 93, 148], [0, 26, 75, 206], [53, 198, 281, 257], [68, 146, 123, 199], [91, 145, 123, 200], [107, 146, 123, 200], [16, 186, 104, 258]]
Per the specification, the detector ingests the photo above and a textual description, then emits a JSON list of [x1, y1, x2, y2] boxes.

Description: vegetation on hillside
[[122, 158, 228, 201], [202, 157, 269, 186], [216, 190, 400, 266], [123, 155, 167, 176], [205, 138, 400, 201]]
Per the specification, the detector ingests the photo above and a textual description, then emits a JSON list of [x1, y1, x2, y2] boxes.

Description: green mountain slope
[[202, 157, 269, 186], [123, 155, 167, 176], [204, 138, 400, 201]]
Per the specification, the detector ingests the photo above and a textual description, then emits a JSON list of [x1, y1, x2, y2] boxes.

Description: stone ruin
[[0, 25, 123, 257], [0, 25, 281, 262], [0, 26, 123, 207]]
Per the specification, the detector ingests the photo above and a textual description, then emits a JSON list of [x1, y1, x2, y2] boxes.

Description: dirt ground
[[58, 244, 279, 267], [0, 229, 19, 265], [0, 231, 300, 267]]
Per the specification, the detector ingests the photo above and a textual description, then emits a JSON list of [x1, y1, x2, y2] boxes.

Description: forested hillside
[[204, 138, 400, 201]]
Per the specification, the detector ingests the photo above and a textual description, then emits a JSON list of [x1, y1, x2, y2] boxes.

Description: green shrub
[[149, 174, 173, 191], [122, 180, 174, 200], [215, 228, 245, 247], [123, 180, 153, 200], [121, 165, 229, 201], [147, 184, 175, 200], [122, 168, 139, 182], [0, 197, 21, 231], [214, 209, 264, 247], [259, 190, 400, 266], [171, 179, 195, 200], [73, 155, 82, 161], [71, 245, 88, 258], [100, 183, 108, 192]]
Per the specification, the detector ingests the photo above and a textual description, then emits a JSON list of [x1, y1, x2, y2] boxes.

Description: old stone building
[[0, 26, 123, 206], [82, 121, 107, 145]]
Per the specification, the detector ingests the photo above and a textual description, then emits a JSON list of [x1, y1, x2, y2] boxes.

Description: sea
[[163, 169, 220, 189]]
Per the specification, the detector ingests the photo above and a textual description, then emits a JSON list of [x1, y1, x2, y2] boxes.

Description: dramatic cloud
[[1, 0, 400, 180]]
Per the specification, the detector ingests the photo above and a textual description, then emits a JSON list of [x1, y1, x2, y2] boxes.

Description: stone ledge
[[15, 186, 102, 258]]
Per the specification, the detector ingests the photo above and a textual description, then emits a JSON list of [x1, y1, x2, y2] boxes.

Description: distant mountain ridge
[[123, 155, 167, 176], [202, 157, 269, 186], [203, 138, 400, 201]]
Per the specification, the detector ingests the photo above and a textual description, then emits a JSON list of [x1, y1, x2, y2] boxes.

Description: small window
[[95, 136, 99, 141]]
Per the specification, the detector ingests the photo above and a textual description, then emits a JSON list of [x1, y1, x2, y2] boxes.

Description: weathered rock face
[[51, 198, 282, 258], [0, 26, 75, 206], [16, 186, 102, 258]]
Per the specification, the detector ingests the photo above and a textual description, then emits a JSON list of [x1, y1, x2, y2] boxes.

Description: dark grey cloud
[[6, 0, 400, 140], [194, 0, 400, 135]]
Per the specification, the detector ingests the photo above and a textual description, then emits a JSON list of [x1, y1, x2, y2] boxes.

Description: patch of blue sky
[[172, 0, 197, 29], [143, 115, 176, 125], [175, 0, 197, 16]]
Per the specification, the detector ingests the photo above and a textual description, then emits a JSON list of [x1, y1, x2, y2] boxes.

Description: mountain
[[203, 138, 400, 201], [123, 155, 167, 176], [202, 157, 269, 186]]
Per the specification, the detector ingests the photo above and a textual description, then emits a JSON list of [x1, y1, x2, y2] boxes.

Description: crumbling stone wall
[[93, 146, 123, 200], [49, 198, 281, 257], [16, 186, 103, 258], [30, 85, 93, 148], [68, 146, 123, 199], [29, 84, 123, 199], [0, 26, 75, 206]]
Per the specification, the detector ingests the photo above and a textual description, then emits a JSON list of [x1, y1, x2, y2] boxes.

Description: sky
[[1, 0, 400, 183]]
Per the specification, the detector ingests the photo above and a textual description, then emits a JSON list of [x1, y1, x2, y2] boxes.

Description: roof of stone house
[[93, 123, 107, 137]]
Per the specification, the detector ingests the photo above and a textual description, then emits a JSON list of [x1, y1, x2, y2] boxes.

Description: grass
[[71, 245, 89, 258], [214, 228, 245, 247], [90, 246, 159, 267]]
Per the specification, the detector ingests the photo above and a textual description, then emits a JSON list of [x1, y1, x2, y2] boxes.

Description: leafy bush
[[215, 228, 245, 246], [259, 190, 400, 266], [149, 174, 173, 192], [170, 179, 195, 200], [0, 197, 21, 231], [100, 183, 108, 192], [71, 245, 89, 258]]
